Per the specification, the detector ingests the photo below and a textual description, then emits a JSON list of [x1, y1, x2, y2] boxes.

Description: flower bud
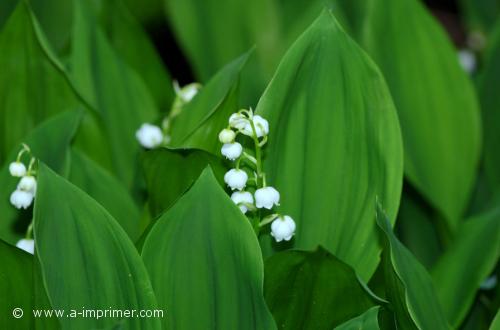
[[136, 123, 164, 149], [255, 186, 280, 209], [10, 189, 34, 209], [9, 162, 26, 177], [271, 215, 296, 242], [218, 129, 236, 144], [231, 191, 254, 214], [18, 175, 37, 194], [224, 169, 248, 191], [177, 82, 200, 103], [16, 238, 34, 255], [221, 142, 242, 160]]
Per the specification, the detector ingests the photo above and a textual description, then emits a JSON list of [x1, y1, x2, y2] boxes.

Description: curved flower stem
[[249, 120, 265, 187], [26, 221, 33, 239]]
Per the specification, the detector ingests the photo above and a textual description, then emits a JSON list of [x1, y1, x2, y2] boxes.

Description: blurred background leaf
[[431, 207, 500, 327], [256, 11, 403, 282], [362, 0, 482, 232], [142, 168, 276, 330], [0, 2, 82, 166]]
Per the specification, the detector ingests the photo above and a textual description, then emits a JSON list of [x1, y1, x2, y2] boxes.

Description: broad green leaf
[[142, 168, 276, 329], [256, 11, 403, 281], [431, 208, 500, 327], [68, 148, 141, 241], [362, 0, 481, 229], [0, 2, 81, 166], [334, 306, 381, 330], [0, 239, 33, 329], [142, 148, 226, 219], [69, 0, 159, 188], [169, 50, 251, 150], [396, 192, 442, 269], [264, 248, 378, 329], [100, 0, 174, 110], [34, 163, 160, 329], [479, 23, 500, 193], [376, 205, 450, 330], [0, 111, 81, 245]]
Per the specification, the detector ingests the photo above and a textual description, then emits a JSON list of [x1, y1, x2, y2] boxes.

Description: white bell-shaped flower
[[218, 128, 236, 144], [224, 169, 248, 191], [18, 175, 37, 194], [229, 113, 248, 130], [271, 215, 296, 242], [255, 186, 280, 209], [10, 189, 34, 209], [136, 123, 164, 149], [221, 142, 242, 160], [231, 191, 254, 214], [458, 49, 476, 74], [9, 162, 26, 177], [16, 238, 34, 255], [241, 115, 269, 138]]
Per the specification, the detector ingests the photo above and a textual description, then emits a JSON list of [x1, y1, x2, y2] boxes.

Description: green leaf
[[458, 0, 500, 34], [264, 248, 378, 329], [141, 167, 276, 329], [0, 2, 81, 165], [431, 208, 500, 327], [142, 147, 226, 219], [256, 11, 403, 281], [0, 239, 33, 329], [362, 0, 481, 229], [0, 110, 81, 245], [376, 205, 450, 330], [69, 0, 159, 188], [479, 23, 500, 193], [68, 148, 141, 241], [169, 50, 251, 152], [334, 306, 381, 330], [34, 163, 160, 329]]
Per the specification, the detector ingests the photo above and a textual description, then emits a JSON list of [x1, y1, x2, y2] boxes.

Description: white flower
[[16, 238, 34, 255], [10, 189, 34, 209], [136, 123, 164, 149], [231, 191, 254, 214], [224, 169, 248, 191], [18, 176, 37, 194], [255, 186, 280, 209], [271, 216, 296, 242], [177, 82, 200, 103], [241, 115, 269, 138], [458, 49, 476, 74], [221, 142, 242, 160], [218, 128, 236, 144], [9, 162, 26, 177], [229, 113, 248, 130]]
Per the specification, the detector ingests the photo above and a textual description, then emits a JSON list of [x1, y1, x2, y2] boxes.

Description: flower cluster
[[219, 109, 296, 242], [9, 144, 37, 210], [136, 81, 201, 149]]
